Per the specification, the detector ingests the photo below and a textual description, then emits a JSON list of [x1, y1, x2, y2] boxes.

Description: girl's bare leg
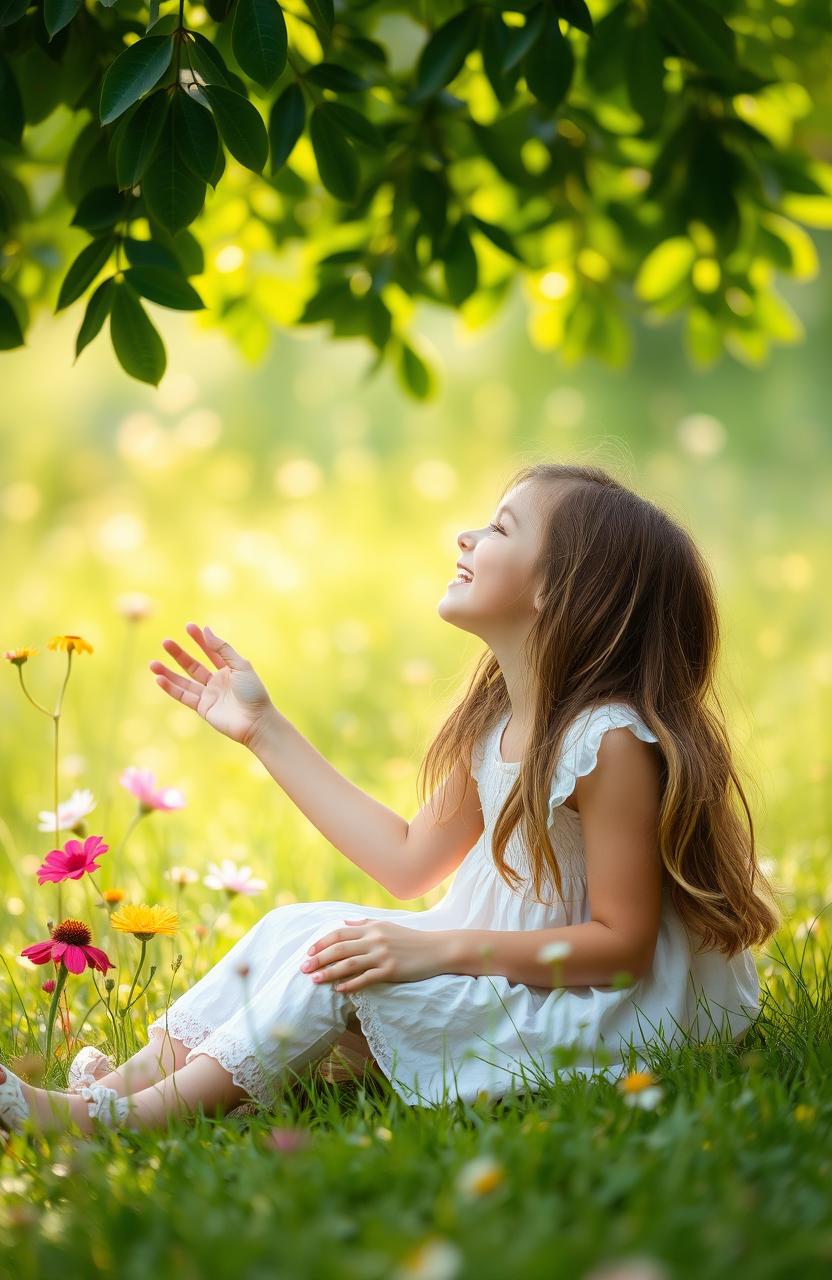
[[91, 1032, 191, 1097]]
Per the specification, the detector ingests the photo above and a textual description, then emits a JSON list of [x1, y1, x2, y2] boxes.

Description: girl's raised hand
[[149, 623, 275, 748]]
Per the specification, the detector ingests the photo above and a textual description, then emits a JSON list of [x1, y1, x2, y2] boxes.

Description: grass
[[2, 921, 831, 1280]]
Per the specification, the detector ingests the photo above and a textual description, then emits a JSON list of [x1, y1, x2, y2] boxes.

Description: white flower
[[537, 940, 572, 964], [203, 858, 267, 896], [393, 1238, 463, 1280], [165, 866, 199, 886], [37, 788, 96, 833], [269, 1022, 297, 1042], [116, 592, 153, 621], [454, 1154, 505, 1199], [621, 1086, 663, 1110]]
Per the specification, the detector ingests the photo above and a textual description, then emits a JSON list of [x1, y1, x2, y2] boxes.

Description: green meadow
[[1, 250, 830, 1277]]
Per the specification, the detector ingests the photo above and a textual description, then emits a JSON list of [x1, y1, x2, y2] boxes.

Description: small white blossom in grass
[[116, 592, 154, 622], [37, 788, 96, 833], [375, 1125, 393, 1142], [203, 858, 267, 897], [454, 1154, 505, 1199], [269, 1021, 297, 1042], [582, 1256, 671, 1280], [165, 865, 199, 886], [394, 1237, 463, 1280], [617, 1070, 664, 1110], [537, 940, 572, 964]]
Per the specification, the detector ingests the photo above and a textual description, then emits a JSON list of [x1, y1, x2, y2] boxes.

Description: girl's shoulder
[[548, 700, 659, 822]]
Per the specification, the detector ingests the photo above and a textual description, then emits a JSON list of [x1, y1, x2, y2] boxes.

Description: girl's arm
[[247, 709, 484, 900], [440, 728, 664, 989]]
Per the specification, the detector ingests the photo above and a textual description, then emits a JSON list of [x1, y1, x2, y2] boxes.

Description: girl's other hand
[[149, 623, 276, 748]]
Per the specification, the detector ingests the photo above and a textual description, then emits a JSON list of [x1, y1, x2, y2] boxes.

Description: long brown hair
[[418, 461, 780, 958]]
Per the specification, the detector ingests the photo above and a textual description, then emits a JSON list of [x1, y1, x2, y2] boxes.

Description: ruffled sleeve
[[547, 702, 659, 827]]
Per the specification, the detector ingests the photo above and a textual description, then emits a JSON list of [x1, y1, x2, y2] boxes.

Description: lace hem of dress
[[347, 993, 397, 1086], [547, 704, 659, 825], [147, 1009, 274, 1108]]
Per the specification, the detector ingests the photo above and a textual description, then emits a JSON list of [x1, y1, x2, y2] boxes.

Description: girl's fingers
[[183, 622, 226, 671], [148, 661, 204, 700], [200, 623, 249, 672], [153, 673, 200, 712], [159, 637, 213, 684], [334, 968, 386, 993]]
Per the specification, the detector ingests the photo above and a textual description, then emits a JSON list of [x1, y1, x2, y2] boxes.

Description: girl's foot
[[0, 1062, 132, 1137]]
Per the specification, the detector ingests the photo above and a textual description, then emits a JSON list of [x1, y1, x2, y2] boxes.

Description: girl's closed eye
[[489, 522, 506, 534]]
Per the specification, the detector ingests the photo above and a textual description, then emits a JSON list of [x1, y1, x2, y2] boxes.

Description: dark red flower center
[[51, 918, 92, 946]]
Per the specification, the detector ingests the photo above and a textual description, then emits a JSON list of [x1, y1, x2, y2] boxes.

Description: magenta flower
[[42, 978, 56, 994], [35, 834, 109, 885], [21, 919, 114, 975], [119, 766, 186, 813]]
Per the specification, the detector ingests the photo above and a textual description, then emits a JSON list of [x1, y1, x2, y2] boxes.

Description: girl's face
[[438, 480, 548, 642]]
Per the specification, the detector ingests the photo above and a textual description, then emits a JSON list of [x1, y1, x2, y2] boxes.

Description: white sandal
[[67, 1045, 115, 1093], [0, 1063, 132, 1135]]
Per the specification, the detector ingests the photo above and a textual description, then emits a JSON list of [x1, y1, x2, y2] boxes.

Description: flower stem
[[122, 940, 147, 1020], [44, 965, 68, 1066]]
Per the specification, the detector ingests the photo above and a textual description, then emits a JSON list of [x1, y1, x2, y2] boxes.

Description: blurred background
[[1, 232, 829, 979]]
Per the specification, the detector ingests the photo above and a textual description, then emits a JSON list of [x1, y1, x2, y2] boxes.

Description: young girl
[[1, 461, 780, 1137]]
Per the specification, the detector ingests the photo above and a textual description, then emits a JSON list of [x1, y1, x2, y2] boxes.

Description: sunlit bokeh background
[[1, 236, 829, 1018]]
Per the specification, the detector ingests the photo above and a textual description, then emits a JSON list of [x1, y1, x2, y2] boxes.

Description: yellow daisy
[[110, 903, 179, 940], [47, 634, 94, 655], [3, 647, 37, 665], [618, 1070, 657, 1094]]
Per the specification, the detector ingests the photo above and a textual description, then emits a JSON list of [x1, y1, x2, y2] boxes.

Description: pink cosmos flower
[[21, 919, 114, 975], [119, 766, 186, 813], [42, 979, 56, 994], [203, 859, 267, 897], [36, 834, 109, 885], [37, 787, 97, 834]]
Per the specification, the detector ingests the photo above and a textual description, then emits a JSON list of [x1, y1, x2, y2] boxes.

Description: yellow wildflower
[[455, 1154, 505, 1199], [103, 888, 125, 905], [3, 647, 37, 665], [47, 634, 94, 655], [618, 1070, 657, 1094], [110, 903, 179, 940]]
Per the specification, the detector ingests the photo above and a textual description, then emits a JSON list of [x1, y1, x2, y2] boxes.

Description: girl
[[1, 461, 780, 1137]]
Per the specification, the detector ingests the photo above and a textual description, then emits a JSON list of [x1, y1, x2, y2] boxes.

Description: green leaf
[[627, 19, 666, 129], [413, 9, 480, 101], [635, 237, 695, 301], [524, 17, 574, 109], [56, 235, 117, 311], [305, 62, 369, 92], [142, 108, 206, 232], [187, 32, 244, 91], [99, 34, 175, 126], [70, 186, 127, 234], [122, 265, 205, 310], [0, 54, 23, 147], [231, 0, 287, 88], [109, 281, 166, 385], [43, 0, 81, 39], [123, 237, 182, 272], [175, 89, 221, 187], [655, 0, 736, 79], [555, 0, 594, 35], [470, 215, 524, 263], [201, 84, 268, 173], [500, 6, 546, 74], [0, 288, 24, 349], [268, 82, 305, 174], [115, 91, 169, 189], [442, 219, 478, 305], [398, 341, 435, 400], [309, 104, 360, 201], [305, 0, 333, 35], [320, 101, 383, 151], [74, 277, 115, 360], [412, 167, 447, 240]]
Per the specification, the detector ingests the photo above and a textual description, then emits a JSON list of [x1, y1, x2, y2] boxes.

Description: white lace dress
[[146, 701, 761, 1108]]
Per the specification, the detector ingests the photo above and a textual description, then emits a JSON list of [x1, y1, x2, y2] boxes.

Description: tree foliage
[[0, 0, 829, 396]]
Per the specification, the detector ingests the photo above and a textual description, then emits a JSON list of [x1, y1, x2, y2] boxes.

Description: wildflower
[[103, 888, 125, 905], [42, 978, 56, 994], [236, 963, 251, 978], [119, 766, 186, 813], [454, 1154, 505, 1199], [35, 834, 109, 885], [793, 1104, 816, 1126], [203, 858, 267, 897], [110, 903, 179, 940], [116, 592, 153, 622], [47, 634, 94, 655], [375, 1126, 393, 1142], [37, 787, 97, 834], [3, 646, 37, 666], [165, 865, 199, 886], [21, 919, 114, 975], [537, 940, 572, 964], [617, 1070, 664, 1110], [265, 1126, 310, 1154], [394, 1237, 462, 1280]]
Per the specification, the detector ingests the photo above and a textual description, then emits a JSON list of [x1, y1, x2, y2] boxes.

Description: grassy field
[[2, 261, 831, 1275]]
